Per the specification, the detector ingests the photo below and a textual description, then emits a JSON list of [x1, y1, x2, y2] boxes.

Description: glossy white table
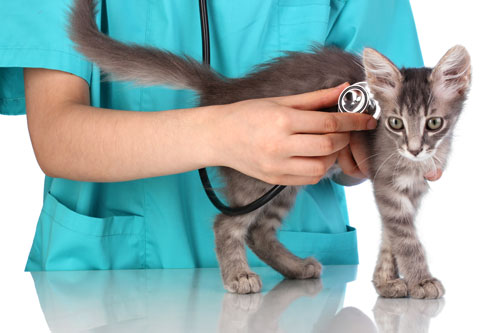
[[3, 265, 454, 332]]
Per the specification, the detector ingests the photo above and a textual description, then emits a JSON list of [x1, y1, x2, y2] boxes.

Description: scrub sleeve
[[0, 0, 423, 271]]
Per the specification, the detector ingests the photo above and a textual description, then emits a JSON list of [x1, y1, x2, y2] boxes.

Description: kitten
[[69, 0, 471, 297]]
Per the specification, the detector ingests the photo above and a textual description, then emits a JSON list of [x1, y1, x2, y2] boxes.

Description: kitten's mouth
[[398, 149, 433, 162]]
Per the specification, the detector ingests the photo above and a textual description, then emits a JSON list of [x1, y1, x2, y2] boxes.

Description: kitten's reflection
[[32, 266, 448, 333], [373, 297, 445, 333], [218, 278, 377, 333], [219, 279, 323, 333]]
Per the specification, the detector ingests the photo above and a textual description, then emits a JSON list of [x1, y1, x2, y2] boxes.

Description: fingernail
[[335, 82, 349, 89], [368, 118, 378, 130]]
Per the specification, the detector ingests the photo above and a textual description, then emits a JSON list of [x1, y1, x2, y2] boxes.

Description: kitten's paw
[[285, 257, 323, 279], [373, 278, 408, 298], [408, 278, 445, 299], [224, 271, 262, 294], [301, 257, 323, 279]]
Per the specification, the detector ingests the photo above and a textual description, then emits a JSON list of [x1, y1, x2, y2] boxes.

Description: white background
[[344, 0, 500, 331], [0, 0, 499, 331]]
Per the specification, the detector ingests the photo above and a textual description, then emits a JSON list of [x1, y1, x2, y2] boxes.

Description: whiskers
[[432, 154, 444, 169], [375, 149, 443, 187], [373, 152, 399, 182], [356, 151, 385, 171], [391, 154, 404, 187]]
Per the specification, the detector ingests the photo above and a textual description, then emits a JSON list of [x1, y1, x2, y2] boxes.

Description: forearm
[[28, 102, 220, 182], [24, 69, 376, 186]]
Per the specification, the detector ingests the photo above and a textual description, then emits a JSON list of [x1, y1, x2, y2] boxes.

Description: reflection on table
[[30, 265, 444, 332], [373, 297, 445, 333]]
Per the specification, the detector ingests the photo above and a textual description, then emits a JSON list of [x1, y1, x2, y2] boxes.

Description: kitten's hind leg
[[246, 203, 322, 280], [214, 213, 262, 294], [372, 233, 408, 298]]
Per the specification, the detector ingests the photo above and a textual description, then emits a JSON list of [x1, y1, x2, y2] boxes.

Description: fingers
[[273, 83, 349, 110], [265, 174, 326, 186], [286, 154, 339, 181], [286, 132, 350, 157], [288, 111, 377, 134], [337, 146, 365, 179], [259, 154, 339, 185], [349, 132, 371, 177]]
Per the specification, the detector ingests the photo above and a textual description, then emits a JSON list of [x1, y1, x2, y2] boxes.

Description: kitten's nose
[[409, 147, 423, 156]]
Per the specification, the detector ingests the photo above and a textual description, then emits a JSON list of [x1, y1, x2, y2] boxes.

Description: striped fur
[[367, 47, 470, 299]]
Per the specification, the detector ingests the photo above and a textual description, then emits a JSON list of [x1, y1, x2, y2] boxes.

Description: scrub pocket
[[278, 226, 358, 264], [26, 192, 146, 271], [247, 226, 358, 266]]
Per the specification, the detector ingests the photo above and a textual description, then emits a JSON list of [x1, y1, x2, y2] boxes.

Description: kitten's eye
[[426, 117, 443, 131], [388, 117, 404, 130]]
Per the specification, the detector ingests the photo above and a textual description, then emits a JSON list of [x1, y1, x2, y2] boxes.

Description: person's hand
[[209, 83, 378, 185], [337, 132, 370, 180]]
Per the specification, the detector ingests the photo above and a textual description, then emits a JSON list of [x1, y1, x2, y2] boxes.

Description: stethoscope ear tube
[[199, 0, 210, 65], [198, 168, 287, 216], [197, 0, 286, 216]]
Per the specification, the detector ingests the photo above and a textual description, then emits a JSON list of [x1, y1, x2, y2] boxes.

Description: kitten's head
[[362, 46, 471, 162]]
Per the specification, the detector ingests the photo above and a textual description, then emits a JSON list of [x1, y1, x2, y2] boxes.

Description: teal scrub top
[[0, 0, 423, 271]]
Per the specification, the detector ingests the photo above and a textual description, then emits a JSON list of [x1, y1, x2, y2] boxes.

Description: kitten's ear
[[363, 48, 402, 101], [430, 45, 471, 101]]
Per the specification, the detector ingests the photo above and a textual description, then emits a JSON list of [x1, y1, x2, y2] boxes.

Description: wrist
[[195, 104, 229, 168]]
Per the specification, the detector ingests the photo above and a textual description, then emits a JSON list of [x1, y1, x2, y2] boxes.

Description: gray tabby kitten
[[70, 0, 471, 297]]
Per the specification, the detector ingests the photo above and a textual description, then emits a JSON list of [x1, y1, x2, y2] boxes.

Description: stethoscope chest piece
[[338, 82, 381, 120]]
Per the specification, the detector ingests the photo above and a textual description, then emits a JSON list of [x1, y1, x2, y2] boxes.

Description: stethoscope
[[197, 0, 380, 216]]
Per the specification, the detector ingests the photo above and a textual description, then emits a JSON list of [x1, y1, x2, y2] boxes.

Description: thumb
[[425, 169, 443, 181], [274, 82, 350, 110]]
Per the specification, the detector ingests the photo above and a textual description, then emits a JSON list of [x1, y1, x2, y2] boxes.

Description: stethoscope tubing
[[197, 0, 287, 216]]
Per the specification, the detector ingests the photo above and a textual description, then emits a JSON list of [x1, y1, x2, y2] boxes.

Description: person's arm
[[25, 68, 376, 185], [24, 68, 217, 182]]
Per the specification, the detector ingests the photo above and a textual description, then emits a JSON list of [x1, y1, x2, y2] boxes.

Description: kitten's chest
[[392, 173, 427, 194], [371, 150, 428, 196]]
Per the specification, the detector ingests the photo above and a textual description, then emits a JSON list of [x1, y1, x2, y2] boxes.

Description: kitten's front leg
[[373, 232, 408, 298], [373, 183, 445, 299]]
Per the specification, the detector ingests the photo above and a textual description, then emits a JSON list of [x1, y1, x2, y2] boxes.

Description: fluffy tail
[[68, 0, 223, 91]]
